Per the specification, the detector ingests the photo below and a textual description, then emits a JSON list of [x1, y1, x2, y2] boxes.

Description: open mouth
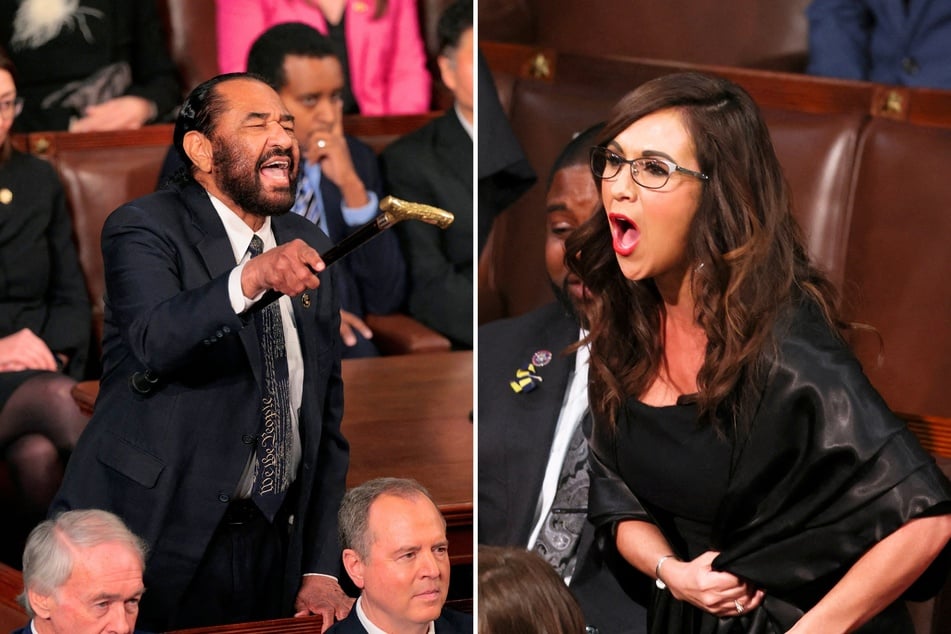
[[609, 213, 640, 256], [259, 155, 292, 186]]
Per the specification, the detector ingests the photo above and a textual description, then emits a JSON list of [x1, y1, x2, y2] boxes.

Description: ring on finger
[[734, 599, 745, 614], [316, 139, 327, 149]]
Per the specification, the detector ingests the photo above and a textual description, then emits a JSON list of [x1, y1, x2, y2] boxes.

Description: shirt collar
[[207, 192, 274, 262], [454, 102, 473, 139], [355, 595, 436, 634]]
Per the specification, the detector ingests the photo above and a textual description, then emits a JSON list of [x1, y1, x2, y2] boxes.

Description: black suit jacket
[[49, 180, 349, 630], [319, 136, 405, 319], [478, 302, 648, 634], [326, 606, 472, 634], [380, 110, 473, 348], [0, 151, 90, 379]]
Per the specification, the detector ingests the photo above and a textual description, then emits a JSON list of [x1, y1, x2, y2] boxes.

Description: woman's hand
[[663, 551, 765, 617], [0, 328, 58, 372]]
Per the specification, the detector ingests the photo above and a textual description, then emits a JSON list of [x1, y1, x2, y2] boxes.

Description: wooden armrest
[[898, 411, 951, 459], [71, 380, 100, 417], [0, 562, 28, 632], [365, 313, 452, 355], [167, 615, 323, 633]]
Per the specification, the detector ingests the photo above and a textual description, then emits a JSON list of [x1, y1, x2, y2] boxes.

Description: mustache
[[256, 148, 296, 171]]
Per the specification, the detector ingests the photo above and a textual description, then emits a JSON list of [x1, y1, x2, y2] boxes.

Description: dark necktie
[[533, 417, 590, 580], [247, 235, 294, 520]]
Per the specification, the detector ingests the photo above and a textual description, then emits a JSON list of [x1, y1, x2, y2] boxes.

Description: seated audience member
[[331, 477, 472, 634], [806, 0, 951, 89], [380, 0, 473, 349], [248, 23, 406, 357], [216, 0, 431, 115], [478, 545, 587, 634], [478, 124, 648, 634], [0, 51, 90, 554], [15, 509, 149, 634], [162, 23, 407, 358], [0, 0, 181, 132]]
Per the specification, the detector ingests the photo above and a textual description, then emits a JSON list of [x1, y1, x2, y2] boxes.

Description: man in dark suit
[[380, 1, 473, 349], [247, 22, 406, 358], [328, 478, 471, 634], [16, 509, 149, 634], [50, 73, 352, 632], [478, 125, 649, 634]]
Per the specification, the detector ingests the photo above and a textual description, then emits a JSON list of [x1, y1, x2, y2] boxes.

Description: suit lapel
[[433, 112, 474, 195], [505, 306, 581, 542], [178, 181, 264, 384]]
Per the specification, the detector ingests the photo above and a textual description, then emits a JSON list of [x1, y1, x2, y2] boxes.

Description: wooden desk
[[0, 563, 27, 633], [341, 351, 473, 564], [70, 351, 474, 565]]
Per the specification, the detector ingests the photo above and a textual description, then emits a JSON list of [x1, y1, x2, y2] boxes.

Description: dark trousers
[[161, 499, 292, 630]]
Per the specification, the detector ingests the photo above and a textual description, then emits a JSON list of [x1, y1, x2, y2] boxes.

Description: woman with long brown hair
[[567, 72, 951, 632]]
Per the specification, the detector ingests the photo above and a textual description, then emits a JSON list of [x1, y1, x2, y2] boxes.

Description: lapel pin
[[510, 363, 544, 394], [532, 349, 553, 367], [301, 293, 311, 308], [0, 188, 12, 204]]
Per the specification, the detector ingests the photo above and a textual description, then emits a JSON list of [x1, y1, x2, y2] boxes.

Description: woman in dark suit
[[0, 51, 90, 518]]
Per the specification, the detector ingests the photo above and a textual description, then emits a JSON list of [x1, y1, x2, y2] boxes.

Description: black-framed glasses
[[589, 146, 709, 189], [0, 97, 23, 121]]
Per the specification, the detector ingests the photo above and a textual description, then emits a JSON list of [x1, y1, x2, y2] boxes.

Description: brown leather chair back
[[764, 109, 865, 286], [842, 118, 951, 419], [481, 0, 812, 72], [158, 0, 220, 95]]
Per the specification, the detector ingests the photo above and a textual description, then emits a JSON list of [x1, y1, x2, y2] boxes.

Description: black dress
[[0, 150, 90, 404], [588, 301, 951, 633]]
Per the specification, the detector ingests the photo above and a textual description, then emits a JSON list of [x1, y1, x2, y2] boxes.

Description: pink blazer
[[216, 0, 432, 114]]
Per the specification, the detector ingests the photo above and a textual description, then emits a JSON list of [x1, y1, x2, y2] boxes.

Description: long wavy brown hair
[[566, 72, 839, 433]]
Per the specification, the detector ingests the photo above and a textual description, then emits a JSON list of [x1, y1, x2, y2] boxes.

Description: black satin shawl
[[587, 302, 951, 633]]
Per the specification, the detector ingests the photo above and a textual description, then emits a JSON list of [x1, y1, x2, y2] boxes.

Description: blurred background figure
[[216, 0, 432, 115], [806, 0, 951, 89], [381, 0, 473, 349], [0, 50, 90, 566], [478, 545, 587, 634], [0, 0, 181, 132], [246, 21, 407, 358], [477, 50, 535, 253], [15, 509, 149, 634], [478, 123, 648, 634]]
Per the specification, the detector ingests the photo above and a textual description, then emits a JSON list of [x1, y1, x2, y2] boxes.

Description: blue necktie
[[247, 235, 294, 520], [293, 174, 321, 225]]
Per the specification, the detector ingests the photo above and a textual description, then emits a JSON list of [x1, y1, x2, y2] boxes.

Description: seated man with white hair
[[15, 509, 150, 634]]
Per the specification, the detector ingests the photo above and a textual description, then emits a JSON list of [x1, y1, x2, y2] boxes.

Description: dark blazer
[[49, 180, 349, 630], [0, 151, 90, 380], [806, 0, 951, 88], [478, 302, 648, 634], [380, 110, 473, 348], [326, 605, 472, 634], [320, 136, 405, 320]]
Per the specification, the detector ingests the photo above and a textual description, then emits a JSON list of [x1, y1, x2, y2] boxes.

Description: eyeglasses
[[589, 146, 709, 189], [0, 97, 23, 120]]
